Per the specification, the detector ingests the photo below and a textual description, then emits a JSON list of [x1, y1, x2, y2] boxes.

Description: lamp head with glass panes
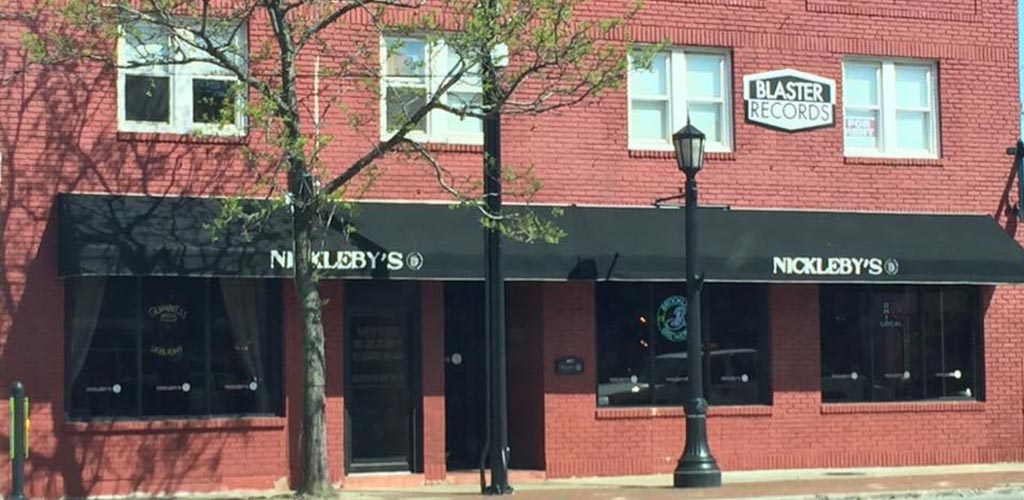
[[672, 120, 706, 175]]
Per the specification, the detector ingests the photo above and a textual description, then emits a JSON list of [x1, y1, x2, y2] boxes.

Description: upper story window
[[381, 36, 483, 145], [118, 22, 247, 136], [628, 48, 732, 152], [843, 58, 939, 158]]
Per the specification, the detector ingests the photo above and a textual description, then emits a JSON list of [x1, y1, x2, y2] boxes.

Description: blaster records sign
[[743, 69, 836, 132]]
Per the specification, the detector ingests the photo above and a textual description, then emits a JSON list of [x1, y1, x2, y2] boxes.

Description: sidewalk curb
[[754, 484, 1024, 500]]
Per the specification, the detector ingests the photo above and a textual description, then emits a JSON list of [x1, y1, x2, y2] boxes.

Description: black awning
[[57, 193, 1024, 284]]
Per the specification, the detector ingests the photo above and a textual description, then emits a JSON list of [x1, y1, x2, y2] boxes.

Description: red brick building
[[2, 0, 1024, 497]]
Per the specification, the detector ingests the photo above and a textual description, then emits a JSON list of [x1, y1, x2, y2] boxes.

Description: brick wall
[[538, 282, 1024, 477], [0, 0, 1020, 494]]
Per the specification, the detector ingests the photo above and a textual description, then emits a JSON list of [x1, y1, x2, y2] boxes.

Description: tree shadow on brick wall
[[0, 19, 280, 497]]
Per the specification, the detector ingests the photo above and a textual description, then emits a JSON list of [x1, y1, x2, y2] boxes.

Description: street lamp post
[[671, 121, 722, 489]]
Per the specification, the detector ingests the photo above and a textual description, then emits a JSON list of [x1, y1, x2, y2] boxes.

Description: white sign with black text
[[743, 69, 836, 132]]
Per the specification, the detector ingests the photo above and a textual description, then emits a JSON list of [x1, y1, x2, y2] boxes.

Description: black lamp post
[[671, 121, 722, 489]]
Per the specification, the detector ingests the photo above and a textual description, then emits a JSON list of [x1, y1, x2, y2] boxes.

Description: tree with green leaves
[[17, 0, 646, 495]]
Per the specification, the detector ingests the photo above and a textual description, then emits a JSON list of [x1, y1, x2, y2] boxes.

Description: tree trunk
[[294, 207, 332, 497]]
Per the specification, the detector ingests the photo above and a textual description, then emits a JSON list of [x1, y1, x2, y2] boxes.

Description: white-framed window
[[628, 48, 732, 152], [843, 58, 939, 158], [118, 22, 247, 136], [380, 36, 483, 145]]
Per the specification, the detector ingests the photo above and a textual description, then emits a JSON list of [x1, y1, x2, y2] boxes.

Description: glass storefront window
[[596, 283, 770, 407], [65, 277, 283, 419], [820, 285, 981, 403]]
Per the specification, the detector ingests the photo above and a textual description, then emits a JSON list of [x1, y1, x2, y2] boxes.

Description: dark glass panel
[[705, 284, 768, 405], [595, 283, 653, 407], [124, 75, 170, 122], [140, 278, 208, 416], [651, 283, 688, 406], [67, 277, 139, 419], [192, 79, 235, 124]]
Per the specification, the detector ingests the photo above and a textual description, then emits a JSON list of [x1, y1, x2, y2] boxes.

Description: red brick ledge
[[844, 156, 944, 167], [116, 131, 250, 145], [805, 1, 978, 23], [65, 416, 286, 433], [628, 150, 737, 162], [596, 405, 772, 420], [820, 401, 985, 415]]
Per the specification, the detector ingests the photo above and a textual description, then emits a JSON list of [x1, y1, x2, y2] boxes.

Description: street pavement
[[335, 463, 1024, 500]]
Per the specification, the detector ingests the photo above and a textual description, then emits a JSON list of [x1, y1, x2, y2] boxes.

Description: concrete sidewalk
[[337, 463, 1024, 499]]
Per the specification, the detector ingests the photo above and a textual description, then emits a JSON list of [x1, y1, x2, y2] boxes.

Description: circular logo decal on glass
[[657, 295, 688, 343], [406, 252, 424, 271], [884, 258, 899, 276]]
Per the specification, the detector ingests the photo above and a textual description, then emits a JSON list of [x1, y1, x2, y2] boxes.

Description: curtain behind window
[[67, 277, 107, 386], [220, 278, 268, 409]]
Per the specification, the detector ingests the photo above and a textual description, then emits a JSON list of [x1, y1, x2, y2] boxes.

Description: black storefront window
[[596, 283, 770, 407], [66, 277, 283, 419], [820, 285, 982, 403]]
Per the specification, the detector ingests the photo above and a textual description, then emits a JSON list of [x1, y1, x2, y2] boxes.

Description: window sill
[[117, 131, 249, 145], [65, 416, 286, 433], [595, 405, 772, 420], [844, 156, 943, 167], [628, 149, 736, 162], [820, 401, 984, 415]]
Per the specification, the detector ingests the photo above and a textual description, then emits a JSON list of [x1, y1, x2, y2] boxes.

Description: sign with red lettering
[[743, 69, 836, 132]]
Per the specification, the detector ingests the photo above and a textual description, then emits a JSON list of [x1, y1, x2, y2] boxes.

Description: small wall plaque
[[555, 356, 584, 375]]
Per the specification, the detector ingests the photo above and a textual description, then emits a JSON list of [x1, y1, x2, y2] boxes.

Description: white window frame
[[843, 57, 939, 159], [117, 22, 247, 136], [379, 36, 483, 145], [627, 47, 733, 153]]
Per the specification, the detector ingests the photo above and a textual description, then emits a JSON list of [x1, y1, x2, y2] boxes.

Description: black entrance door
[[345, 281, 421, 473], [444, 282, 486, 470]]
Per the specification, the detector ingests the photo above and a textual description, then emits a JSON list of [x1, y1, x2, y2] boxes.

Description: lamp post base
[[673, 460, 722, 488]]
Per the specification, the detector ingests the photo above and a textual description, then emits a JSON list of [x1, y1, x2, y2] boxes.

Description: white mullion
[[880, 61, 897, 153], [719, 53, 731, 149], [670, 50, 687, 138], [426, 40, 443, 141], [927, 65, 938, 154]]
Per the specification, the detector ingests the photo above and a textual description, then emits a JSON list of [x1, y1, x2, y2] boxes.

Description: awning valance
[[57, 193, 1024, 284]]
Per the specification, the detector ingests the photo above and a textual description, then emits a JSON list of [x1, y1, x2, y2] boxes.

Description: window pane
[[629, 53, 668, 96], [124, 75, 170, 123], [122, 24, 170, 64], [67, 277, 139, 419], [629, 100, 668, 142], [596, 283, 653, 407], [895, 110, 930, 151], [685, 54, 723, 99], [844, 109, 880, 150], [385, 38, 426, 77], [193, 79, 236, 124], [651, 283, 688, 406], [867, 289, 922, 401], [923, 288, 978, 399], [385, 87, 427, 133], [843, 63, 879, 107], [705, 285, 769, 405], [687, 102, 721, 145], [209, 279, 281, 415], [820, 287, 870, 402], [140, 278, 208, 416], [446, 92, 483, 135], [895, 66, 930, 109]]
